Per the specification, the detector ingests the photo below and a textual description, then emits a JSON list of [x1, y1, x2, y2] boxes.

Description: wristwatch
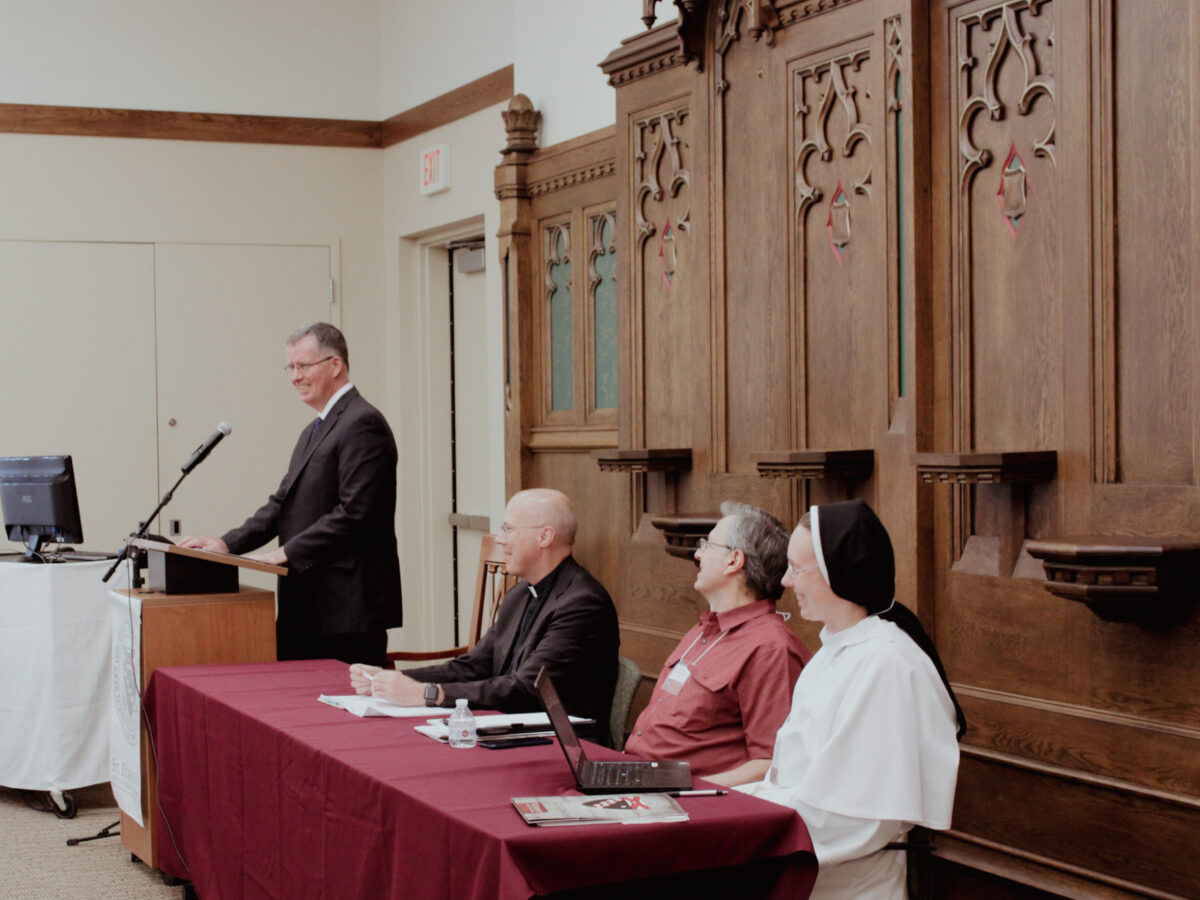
[[423, 683, 440, 706]]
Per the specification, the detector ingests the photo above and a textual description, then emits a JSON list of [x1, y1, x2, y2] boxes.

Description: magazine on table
[[511, 793, 688, 827]]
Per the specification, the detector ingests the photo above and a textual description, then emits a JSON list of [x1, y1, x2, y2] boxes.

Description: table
[[147, 659, 816, 899], [0, 559, 121, 792]]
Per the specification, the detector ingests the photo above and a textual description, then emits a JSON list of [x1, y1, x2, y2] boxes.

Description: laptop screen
[[534, 667, 587, 772]]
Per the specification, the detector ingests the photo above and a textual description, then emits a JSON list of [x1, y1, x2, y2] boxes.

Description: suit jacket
[[222, 387, 403, 636], [406, 555, 619, 744]]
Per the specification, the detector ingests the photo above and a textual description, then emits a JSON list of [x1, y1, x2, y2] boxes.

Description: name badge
[[662, 661, 691, 695]]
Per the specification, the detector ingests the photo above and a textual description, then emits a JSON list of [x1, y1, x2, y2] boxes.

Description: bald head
[[497, 488, 578, 582]]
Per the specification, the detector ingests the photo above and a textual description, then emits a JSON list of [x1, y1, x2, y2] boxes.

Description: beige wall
[[0, 1, 649, 647], [0, 132, 386, 546], [381, 102, 508, 652]]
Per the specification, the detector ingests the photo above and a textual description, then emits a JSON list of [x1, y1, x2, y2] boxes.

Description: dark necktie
[[307, 417, 323, 450]]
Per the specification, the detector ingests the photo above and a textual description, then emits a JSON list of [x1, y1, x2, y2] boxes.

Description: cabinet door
[[153, 243, 333, 585], [0, 240, 157, 551]]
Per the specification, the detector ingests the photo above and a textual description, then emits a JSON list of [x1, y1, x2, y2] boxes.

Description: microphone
[[181, 422, 232, 474]]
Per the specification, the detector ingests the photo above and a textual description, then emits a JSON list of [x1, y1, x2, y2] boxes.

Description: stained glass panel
[[548, 225, 573, 412], [592, 214, 617, 410]]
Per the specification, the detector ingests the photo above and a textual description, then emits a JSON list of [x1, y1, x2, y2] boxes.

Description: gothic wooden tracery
[[794, 50, 873, 234]]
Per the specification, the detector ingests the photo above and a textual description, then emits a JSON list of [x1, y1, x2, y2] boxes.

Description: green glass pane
[[549, 228, 573, 411], [593, 217, 618, 410]]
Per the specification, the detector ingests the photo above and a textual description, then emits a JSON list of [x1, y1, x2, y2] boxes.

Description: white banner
[[108, 589, 143, 827]]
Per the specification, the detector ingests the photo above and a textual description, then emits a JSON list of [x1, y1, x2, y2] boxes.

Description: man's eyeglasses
[[284, 356, 334, 375], [499, 522, 544, 536], [696, 537, 735, 554]]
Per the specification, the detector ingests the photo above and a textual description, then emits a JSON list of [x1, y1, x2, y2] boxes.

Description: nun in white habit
[[738, 499, 966, 899]]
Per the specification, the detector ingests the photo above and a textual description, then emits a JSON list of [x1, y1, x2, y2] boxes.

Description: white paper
[[318, 694, 453, 718]]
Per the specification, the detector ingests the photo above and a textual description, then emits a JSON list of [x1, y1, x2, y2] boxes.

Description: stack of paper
[[318, 694, 453, 717]]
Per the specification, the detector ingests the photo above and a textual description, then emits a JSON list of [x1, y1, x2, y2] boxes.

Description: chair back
[[466, 534, 516, 648], [609, 655, 642, 751], [387, 534, 514, 666]]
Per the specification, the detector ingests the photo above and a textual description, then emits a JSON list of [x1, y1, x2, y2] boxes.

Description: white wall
[[381, 103, 509, 652], [381, 0, 515, 115], [0, 0, 655, 645], [0, 0, 383, 119], [513, 0, 654, 146], [0, 1, 652, 137]]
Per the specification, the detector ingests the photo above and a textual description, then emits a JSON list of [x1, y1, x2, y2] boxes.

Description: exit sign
[[420, 144, 450, 195]]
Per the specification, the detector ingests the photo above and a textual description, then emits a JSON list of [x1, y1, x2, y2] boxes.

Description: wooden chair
[[387, 534, 515, 666]]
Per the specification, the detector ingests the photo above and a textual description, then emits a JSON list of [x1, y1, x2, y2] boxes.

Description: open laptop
[[535, 666, 692, 794]]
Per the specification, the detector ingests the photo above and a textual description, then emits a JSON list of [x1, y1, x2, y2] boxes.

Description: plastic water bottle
[[448, 698, 477, 749]]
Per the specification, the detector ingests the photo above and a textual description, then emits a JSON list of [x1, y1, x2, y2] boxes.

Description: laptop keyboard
[[585, 762, 638, 787]]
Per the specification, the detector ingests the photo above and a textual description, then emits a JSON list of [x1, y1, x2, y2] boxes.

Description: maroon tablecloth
[[147, 659, 815, 899]]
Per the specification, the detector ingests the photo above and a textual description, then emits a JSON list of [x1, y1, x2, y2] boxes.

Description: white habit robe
[[738, 615, 959, 899]]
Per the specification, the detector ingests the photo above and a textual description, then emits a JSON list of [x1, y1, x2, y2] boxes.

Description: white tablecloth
[[0, 559, 124, 790]]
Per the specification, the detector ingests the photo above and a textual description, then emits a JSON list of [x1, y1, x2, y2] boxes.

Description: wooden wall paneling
[[520, 130, 623, 602], [496, 95, 541, 498], [714, 10, 793, 475], [951, 752, 1200, 899], [930, 0, 1200, 894], [1107, 0, 1196, 488], [958, 685, 1200, 798]]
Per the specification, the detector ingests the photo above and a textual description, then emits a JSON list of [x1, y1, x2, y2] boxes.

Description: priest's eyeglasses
[[499, 522, 544, 536], [284, 356, 334, 375]]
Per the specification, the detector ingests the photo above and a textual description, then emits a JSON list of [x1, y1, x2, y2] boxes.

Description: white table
[[0, 559, 122, 793]]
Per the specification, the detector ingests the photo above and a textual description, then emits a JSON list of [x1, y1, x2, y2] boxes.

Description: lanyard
[[678, 626, 730, 668]]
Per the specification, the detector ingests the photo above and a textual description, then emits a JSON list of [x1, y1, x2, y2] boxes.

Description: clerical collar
[[528, 555, 570, 599]]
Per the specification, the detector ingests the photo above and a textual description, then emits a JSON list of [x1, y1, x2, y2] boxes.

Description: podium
[[115, 540, 283, 870]]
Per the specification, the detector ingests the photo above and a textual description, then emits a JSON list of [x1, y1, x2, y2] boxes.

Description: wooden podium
[[116, 540, 283, 870]]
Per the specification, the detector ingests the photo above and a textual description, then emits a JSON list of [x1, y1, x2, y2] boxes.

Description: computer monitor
[[0, 455, 84, 559]]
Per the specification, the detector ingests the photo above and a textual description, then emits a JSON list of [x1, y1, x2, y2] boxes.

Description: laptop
[[534, 666, 692, 794]]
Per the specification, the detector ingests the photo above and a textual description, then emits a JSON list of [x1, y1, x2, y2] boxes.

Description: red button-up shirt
[[624, 600, 810, 777]]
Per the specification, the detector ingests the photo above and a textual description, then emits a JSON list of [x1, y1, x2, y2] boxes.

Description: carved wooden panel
[[632, 103, 695, 454], [952, 0, 1061, 454], [790, 38, 885, 460]]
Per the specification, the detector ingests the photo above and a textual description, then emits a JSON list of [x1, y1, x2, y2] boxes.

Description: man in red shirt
[[624, 502, 811, 786]]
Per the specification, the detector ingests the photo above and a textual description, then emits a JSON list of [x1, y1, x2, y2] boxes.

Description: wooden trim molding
[[912, 451, 1057, 483], [593, 448, 693, 473], [0, 103, 381, 147], [648, 513, 719, 560], [0, 65, 513, 149], [755, 449, 874, 480], [381, 66, 514, 148]]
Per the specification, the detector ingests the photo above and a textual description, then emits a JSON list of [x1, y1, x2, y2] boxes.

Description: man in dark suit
[[349, 488, 619, 743], [181, 322, 402, 667]]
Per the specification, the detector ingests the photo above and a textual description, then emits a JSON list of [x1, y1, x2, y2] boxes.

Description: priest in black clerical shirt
[[348, 488, 620, 745]]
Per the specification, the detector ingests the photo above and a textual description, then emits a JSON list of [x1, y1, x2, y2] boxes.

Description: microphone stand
[[102, 467, 193, 587]]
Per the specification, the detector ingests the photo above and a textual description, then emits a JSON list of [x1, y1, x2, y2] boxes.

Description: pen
[[668, 790, 728, 797]]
